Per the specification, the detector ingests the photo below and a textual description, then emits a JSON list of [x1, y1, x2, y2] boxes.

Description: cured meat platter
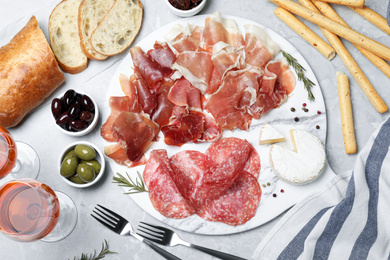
[[102, 14, 336, 235]]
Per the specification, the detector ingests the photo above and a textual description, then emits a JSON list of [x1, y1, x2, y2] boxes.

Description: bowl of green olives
[[52, 89, 99, 137], [59, 141, 105, 188]]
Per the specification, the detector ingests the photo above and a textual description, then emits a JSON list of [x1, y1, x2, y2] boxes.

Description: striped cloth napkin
[[252, 117, 390, 260]]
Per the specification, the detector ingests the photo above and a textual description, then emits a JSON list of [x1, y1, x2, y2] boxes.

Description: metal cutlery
[[137, 222, 247, 260], [91, 204, 181, 260]]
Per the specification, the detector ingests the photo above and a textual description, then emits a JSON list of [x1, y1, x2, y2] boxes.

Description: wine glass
[[0, 126, 40, 180], [0, 178, 77, 242]]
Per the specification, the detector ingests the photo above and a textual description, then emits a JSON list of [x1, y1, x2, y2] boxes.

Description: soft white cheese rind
[[270, 129, 326, 185], [259, 123, 285, 145]]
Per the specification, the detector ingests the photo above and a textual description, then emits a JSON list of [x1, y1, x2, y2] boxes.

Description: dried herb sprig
[[113, 171, 148, 194], [70, 240, 116, 260], [282, 50, 315, 101]]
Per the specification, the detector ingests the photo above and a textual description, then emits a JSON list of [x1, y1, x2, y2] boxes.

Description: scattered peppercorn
[[316, 125, 320, 129], [302, 103, 307, 107], [317, 110, 322, 114], [290, 107, 295, 112], [294, 117, 299, 122], [304, 108, 309, 112], [280, 189, 285, 193], [267, 182, 270, 186], [273, 193, 277, 197], [262, 184, 266, 188]]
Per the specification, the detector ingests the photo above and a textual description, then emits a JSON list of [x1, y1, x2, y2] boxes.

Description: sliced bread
[[49, 0, 88, 74], [78, 0, 114, 60], [90, 0, 143, 56]]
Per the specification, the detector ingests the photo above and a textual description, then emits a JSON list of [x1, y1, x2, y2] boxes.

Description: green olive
[[60, 157, 78, 177], [74, 144, 96, 160], [80, 159, 101, 174], [68, 174, 87, 184], [63, 150, 79, 161], [77, 163, 96, 182]]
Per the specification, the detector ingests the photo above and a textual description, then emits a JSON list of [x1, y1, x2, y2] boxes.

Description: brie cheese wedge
[[259, 123, 285, 145], [270, 129, 326, 185]]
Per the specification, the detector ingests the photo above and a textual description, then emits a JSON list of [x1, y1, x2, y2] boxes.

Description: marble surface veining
[[0, 0, 389, 259]]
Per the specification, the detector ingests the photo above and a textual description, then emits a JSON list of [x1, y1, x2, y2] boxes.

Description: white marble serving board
[[102, 14, 335, 235]]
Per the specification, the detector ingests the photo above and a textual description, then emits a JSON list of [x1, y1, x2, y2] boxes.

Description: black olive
[[81, 95, 95, 111], [68, 103, 81, 120], [64, 89, 77, 108], [69, 120, 89, 131], [56, 111, 70, 125], [51, 98, 63, 119], [80, 111, 94, 123]]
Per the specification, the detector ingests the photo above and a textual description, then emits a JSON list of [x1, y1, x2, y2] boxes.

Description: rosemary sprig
[[70, 240, 116, 260], [112, 171, 148, 194], [282, 50, 315, 101]]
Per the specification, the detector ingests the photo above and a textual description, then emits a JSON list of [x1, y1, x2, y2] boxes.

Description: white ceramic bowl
[[53, 90, 99, 137], [59, 141, 105, 188], [165, 0, 206, 17]]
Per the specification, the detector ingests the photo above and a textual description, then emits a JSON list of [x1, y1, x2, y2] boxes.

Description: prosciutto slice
[[200, 171, 261, 225], [168, 77, 203, 110], [161, 111, 204, 146], [172, 50, 214, 94], [203, 12, 245, 52], [130, 72, 156, 114], [147, 41, 176, 71], [104, 143, 146, 168], [151, 79, 176, 127], [130, 46, 172, 86], [244, 24, 280, 69], [211, 42, 245, 80], [111, 112, 159, 162], [100, 95, 139, 142], [205, 68, 262, 130], [164, 24, 203, 53], [145, 150, 195, 219]]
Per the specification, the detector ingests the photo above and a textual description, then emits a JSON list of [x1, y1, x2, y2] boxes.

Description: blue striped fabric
[[252, 117, 390, 260]]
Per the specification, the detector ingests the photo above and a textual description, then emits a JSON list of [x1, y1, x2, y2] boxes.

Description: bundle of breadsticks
[[269, 0, 390, 154]]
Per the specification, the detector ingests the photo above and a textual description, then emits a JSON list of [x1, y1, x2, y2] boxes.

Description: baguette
[[49, 0, 88, 74], [78, 0, 115, 60], [0, 16, 65, 128], [337, 72, 357, 154], [90, 0, 143, 56]]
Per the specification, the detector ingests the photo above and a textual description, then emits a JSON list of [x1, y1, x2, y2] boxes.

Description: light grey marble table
[[1, 0, 389, 259]]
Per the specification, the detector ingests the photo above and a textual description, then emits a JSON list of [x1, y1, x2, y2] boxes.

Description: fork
[[137, 222, 247, 260], [91, 205, 181, 260]]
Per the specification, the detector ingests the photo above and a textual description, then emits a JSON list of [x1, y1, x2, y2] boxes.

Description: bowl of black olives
[[59, 141, 105, 188], [51, 89, 99, 136]]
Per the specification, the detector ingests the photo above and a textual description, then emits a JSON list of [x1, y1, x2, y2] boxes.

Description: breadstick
[[349, 6, 390, 35], [268, 0, 390, 61], [295, 0, 388, 113], [274, 7, 335, 60], [318, 0, 364, 7], [337, 72, 357, 154], [312, 0, 390, 78]]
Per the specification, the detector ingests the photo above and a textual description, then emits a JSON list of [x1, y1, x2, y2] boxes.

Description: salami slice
[[205, 137, 261, 178], [201, 138, 251, 200], [144, 149, 195, 219], [200, 171, 262, 225], [169, 150, 207, 210], [143, 149, 170, 188]]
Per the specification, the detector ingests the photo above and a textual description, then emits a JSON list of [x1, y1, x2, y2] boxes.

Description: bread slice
[[90, 0, 143, 56], [49, 0, 88, 74], [78, 0, 114, 60]]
